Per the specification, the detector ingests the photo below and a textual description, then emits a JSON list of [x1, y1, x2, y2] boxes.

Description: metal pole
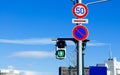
[[78, 0, 82, 3], [76, 0, 82, 75], [69, 66, 73, 75], [77, 41, 83, 75], [86, 0, 108, 6], [82, 53, 84, 75]]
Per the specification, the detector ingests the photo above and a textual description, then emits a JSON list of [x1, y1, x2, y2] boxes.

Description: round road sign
[[72, 25, 89, 41], [72, 3, 88, 18]]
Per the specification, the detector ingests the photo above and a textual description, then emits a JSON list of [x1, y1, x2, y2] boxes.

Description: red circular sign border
[[72, 25, 89, 41], [72, 3, 88, 18]]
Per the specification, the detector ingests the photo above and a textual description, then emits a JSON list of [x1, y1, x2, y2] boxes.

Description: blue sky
[[0, 0, 120, 75]]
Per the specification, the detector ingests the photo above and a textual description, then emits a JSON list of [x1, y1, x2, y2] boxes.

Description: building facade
[[59, 66, 89, 75], [97, 56, 120, 75], [59, 54, 120, 75], [0, 69, 20, 75], [104, 57, 120, 75]]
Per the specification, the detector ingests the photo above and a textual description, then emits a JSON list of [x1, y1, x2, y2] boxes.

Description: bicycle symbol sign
[[72, 3, 88, 18]]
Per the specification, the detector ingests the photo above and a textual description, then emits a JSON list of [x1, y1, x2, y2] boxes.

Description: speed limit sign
[[72, 3, 88, 18]]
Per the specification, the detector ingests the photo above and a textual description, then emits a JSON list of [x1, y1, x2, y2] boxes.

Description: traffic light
[[82, 39, 89, 51], [55, 40, 66, 59]]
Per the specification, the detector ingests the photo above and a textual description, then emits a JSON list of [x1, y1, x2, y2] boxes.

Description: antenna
[[109, 50, 113, 60], [108, 44, 113, 60]]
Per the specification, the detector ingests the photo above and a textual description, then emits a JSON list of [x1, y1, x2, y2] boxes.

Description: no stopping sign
[[72, 25, 89, 41], [72, 3, 88, 18]]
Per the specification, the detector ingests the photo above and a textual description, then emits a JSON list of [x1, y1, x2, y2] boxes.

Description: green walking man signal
[[55, 40, 66, 59], [56, 49, 65, 57]]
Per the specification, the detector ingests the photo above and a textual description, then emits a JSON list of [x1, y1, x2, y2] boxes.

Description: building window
[[73, 72, 76, 75]]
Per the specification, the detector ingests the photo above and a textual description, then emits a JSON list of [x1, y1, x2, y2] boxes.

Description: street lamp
[[70, 0, 109, 5], [86, 0, 109, 6]]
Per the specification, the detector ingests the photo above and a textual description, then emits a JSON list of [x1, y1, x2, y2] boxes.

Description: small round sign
[[72, 3, 88, 18], [72, 25, 89, 41]]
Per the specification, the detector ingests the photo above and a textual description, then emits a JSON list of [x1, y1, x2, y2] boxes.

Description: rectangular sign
[[72, 19, 88, 24], [89, 66, 107, 75]]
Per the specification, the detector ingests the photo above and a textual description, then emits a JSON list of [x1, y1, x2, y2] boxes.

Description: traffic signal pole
[[77, 41, 82, 75], [76, 0, 83, 75], [78, 0, 82, 3]]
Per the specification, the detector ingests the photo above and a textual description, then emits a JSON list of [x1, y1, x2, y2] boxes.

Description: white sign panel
[[72, 19, 88, 24]]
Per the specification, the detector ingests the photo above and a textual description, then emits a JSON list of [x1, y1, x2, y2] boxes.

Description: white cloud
[[87, 42, 107, 46], [3, 66, 56, 75], [20, 70, 56, 75], [0, 38, 108, 46], [9, 51, 55, 58], [21, 71, 39, 75], [67, 41, 108, 46], [0, 38, 55, 45]]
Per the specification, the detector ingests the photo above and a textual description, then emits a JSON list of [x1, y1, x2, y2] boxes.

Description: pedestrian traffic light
[[55, 40, 66, 59]]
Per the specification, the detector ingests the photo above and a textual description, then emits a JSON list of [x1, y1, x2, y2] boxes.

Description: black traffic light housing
[[82, 39, 89, 51], [55, 40, 67, 59], [56, 40, 66, 48]]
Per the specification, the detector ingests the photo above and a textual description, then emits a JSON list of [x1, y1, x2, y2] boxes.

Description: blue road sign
[[90, 66, 107, 75]]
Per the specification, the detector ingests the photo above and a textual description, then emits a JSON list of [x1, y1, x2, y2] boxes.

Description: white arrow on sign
[[72, 19, 88, 24]]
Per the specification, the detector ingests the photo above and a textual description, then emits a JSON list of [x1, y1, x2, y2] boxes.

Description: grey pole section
[[76, 0, 82, 75], [76, 41, 83, 75], [78, 0, 82, 3], [77, 41, 83, 75]]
